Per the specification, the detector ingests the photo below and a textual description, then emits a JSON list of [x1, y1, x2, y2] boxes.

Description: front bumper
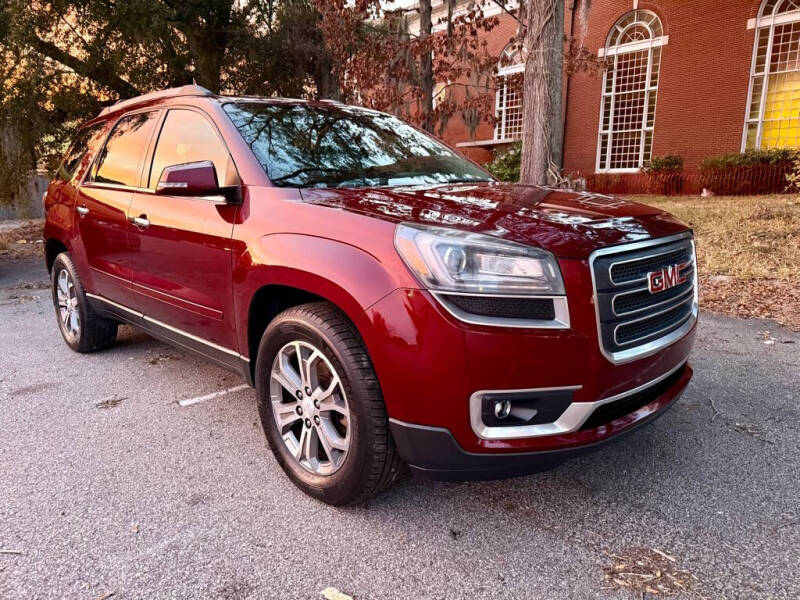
[[390, 362, 692, 480]]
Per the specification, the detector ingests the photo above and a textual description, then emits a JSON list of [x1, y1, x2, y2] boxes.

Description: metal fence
[[574, 163, 795, 196]]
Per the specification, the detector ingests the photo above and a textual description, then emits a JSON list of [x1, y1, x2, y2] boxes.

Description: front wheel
[[51, 252, 118, 353], [255, 302, 403, 505]]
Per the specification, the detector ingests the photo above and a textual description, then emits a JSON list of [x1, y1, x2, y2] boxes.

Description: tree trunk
[[519, 0, 565, 185], [418, 0, 434, 133], [185, 25, 226, 93], [314, 51, 341, 101]]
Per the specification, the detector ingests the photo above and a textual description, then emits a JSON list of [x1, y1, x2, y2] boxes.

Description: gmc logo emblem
[[647, 263, 689, 294]]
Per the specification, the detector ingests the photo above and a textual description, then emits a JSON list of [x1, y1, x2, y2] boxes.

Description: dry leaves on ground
[[603, 547, 700, 597], [700, 274, 800, 331], [0, 220, 44, 260]]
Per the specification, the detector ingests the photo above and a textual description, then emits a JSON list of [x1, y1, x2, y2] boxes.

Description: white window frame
[[742, 0, 800, 150], [596, 10, 666, 173], [494, 45, 526, 142]]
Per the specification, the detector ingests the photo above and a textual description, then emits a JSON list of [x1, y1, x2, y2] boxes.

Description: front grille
[[591, 234, 697, 362], [441, 295, 556, 321], [616, 301, 694, 346], [612, 270, 694, 315], [610, 246, 693, 284], [579, 364, 686, 430]]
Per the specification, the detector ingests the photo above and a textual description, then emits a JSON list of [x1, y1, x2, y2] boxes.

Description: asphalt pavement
[[1, 256, 798, 600]]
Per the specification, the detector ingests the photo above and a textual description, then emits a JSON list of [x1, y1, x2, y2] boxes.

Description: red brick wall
[[564, 0, 762, 172], [438, 1, 767, 172], [444, 13, 520, 165]]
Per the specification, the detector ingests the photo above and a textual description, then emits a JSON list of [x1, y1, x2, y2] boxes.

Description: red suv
[[44, 86, 696, 504]]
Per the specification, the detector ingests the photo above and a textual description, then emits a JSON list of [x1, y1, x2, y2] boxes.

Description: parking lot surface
[[1, 257, 798, 599]]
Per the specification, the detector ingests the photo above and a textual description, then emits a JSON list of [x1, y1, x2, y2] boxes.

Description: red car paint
[[44, 90, 695, 471]]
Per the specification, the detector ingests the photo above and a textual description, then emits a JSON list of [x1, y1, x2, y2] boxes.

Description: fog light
[[493, 399, 512, 419]]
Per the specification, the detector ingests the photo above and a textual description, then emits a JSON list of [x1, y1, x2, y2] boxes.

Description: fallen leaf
[[95, 396, 126, 409], [320, 588, 353, 600]]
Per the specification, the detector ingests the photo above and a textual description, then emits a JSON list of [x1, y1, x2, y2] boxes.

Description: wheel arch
[[239, 233, 409, 380], [45, 238, 69, 273]]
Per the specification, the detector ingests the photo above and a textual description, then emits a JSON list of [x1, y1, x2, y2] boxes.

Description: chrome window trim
[[80, 181, 229, 204], [589, 232, 698, 365], [432, 292, 571, 330], [86, 292, 249, 362], [470, 360, 687, 440]]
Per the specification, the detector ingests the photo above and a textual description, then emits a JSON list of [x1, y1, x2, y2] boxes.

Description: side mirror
[[155, 161, 240, 204]]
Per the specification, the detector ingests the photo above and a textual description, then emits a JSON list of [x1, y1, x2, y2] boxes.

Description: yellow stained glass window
[[744, 1, 800, 149]]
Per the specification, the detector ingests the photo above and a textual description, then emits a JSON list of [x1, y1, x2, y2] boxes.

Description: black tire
[[255, 302, 403, 505], [51, 252, 118, 353]]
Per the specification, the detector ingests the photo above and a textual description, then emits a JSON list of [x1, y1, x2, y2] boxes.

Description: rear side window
[[57, 123, 106, 182], [90, 111, 160, 187], [148, 109, 232, 189]]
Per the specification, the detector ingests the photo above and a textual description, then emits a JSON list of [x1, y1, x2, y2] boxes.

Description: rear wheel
[[51, 253, 118, 353], [255, 302, 402, 505]]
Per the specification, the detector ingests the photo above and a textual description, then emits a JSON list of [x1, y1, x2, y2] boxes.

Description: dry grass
[[628, 195, 800, 331], [630, 195, 800, 282]]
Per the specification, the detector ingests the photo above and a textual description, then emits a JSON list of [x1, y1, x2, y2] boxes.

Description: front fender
[[233, 232, 415, 359]]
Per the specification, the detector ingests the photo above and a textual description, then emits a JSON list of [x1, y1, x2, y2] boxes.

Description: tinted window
[[57, 123, 106, 182], [148, 109, 231, 189], [91, 111, 159, 187], [223, 102, 491, 188]]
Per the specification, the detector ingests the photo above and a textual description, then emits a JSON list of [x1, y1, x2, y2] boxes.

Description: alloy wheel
[[56, 269, 80, 339], [269, 340, 351, 475]]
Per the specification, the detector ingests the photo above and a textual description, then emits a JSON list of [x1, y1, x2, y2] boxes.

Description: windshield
[[223, 102, 492, 189]]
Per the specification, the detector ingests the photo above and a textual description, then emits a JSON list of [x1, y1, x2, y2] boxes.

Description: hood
[[299, 182, 689, 258]]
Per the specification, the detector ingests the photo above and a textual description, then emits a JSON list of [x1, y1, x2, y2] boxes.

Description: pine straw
[[603, 547, 700, 597], [629, 195, 800, 331]]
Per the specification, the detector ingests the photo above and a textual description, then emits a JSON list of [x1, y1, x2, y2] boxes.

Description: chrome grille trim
[[608, 246, 693, 285], [590, 233, 698, 364], [613, 296, 695, 347], [612, 280, 695, 318]]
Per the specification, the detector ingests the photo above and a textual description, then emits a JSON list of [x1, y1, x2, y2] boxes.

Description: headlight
[[394, 223, 565, 295]]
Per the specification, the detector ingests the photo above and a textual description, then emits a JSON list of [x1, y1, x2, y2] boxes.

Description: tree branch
[[488, 0, 522, 25], [29, 37, 139, 98]]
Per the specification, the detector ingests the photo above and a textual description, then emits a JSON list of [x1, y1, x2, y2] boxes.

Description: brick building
[[401, 0, 798, 175]]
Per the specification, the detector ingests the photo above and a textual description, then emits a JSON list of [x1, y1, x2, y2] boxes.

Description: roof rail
[[99, 85, 214, 116]]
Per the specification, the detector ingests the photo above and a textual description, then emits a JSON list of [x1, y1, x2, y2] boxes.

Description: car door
[[46, 121, 108, 266], [75, 110, 161, 306], [126, 107, 240, 354]]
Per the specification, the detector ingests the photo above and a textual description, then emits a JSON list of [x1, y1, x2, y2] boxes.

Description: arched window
[[597, 10, 665, 172], [744, 0, 800, 149], [495, 43, 526, 141]]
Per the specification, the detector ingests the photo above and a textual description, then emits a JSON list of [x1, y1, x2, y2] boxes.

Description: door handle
[[130, 215, 150, 228], [76, 205, 89, 217]]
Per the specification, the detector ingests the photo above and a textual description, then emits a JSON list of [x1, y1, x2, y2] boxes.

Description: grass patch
[[627, 195, 800, 330], [629, 195, 800, 282]]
